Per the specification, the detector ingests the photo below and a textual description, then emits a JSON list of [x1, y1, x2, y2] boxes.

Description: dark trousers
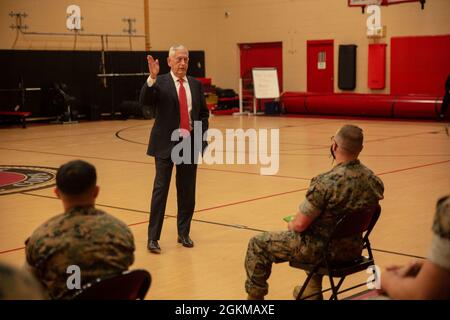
[[148, 157, 197, 240]]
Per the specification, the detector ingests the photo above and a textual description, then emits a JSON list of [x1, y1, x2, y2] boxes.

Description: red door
[[307, 40, 334, 93], [239, 42, 283, 91], [239, 42, 283, 111]]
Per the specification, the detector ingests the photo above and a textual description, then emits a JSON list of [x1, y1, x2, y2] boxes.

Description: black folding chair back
[[71, 269, 151, 300], [290, 204, 381, 300]]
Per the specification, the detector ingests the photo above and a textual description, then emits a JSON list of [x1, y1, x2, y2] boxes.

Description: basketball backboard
[[348, 0, 424, 6]]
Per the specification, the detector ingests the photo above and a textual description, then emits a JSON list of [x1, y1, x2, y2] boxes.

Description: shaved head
[[168, 44, 189, 57], [334, 125, 364, 155]]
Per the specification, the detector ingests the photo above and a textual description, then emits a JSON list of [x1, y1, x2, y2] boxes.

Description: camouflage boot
[[293, 274, 323, 300]]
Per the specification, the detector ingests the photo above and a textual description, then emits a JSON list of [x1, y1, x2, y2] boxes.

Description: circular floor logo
[[0, 165, 57, 195]]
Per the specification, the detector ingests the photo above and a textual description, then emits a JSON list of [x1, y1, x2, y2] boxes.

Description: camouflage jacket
[[429, 195, 450, 271], [0, 262, 44, 300], [299, 159, 384, 263], [25, 205, 135, 299]]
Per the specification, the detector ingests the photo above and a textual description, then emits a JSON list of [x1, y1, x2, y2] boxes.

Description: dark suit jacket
[[139, 73, 209, 159]]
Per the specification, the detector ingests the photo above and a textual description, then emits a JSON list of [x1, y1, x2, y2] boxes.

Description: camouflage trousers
[[245, 230, 313, 297]]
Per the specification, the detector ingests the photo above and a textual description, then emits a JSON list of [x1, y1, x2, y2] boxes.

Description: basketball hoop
[[348, 0, 382, 6], [348, 0, 382, 13], [348, 0, 426, 8]]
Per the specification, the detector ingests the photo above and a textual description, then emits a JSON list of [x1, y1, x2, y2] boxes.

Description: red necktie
[[178, 78, 190, 137]]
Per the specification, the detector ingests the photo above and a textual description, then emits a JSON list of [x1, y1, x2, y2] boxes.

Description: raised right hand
[[147, 55, 160, 79]]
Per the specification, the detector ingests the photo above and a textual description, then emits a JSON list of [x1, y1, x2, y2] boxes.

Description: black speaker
[[119, 101, 135, 119], [89, 104, 101, 121], [141, 104, 154, 119], [338, 45, 357, 90]]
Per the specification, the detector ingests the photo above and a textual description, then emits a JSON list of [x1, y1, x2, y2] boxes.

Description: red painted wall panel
[[239, 42, 283, 91], [391, 35, 450, 96], [307, 40, 334, 93], [368, 44, 387, 90], [281, 92, 442, 119]]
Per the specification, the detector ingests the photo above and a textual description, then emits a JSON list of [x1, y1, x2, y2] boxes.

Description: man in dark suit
[[139, 45, 209, 254]]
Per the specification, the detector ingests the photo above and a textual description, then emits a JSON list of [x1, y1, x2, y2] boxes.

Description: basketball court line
[[370, 248, 425, 260], [0, 146, 312, 181], [2, 146, 448, 182], [0, 147, 450, 189], [0, 129, 120, 144], [114, 126, 333, 148], [376, 159, 450, 176], [114, 124, 448, 156], [6, 155, 447, 219], [285, 130, 448, 153], [365, 130, 443, 143], [18, 187, 308, 219], [0, 146, 152, 165], [276, 152, 450, 157], [114, 126, 150, 145], [0, 190, 427, 260], [5, 142, 447, 162], [1, 125, 446, 261], [278, 142, 329, 146], [210, 120, 330, 129], [0, 247, 24, 254]]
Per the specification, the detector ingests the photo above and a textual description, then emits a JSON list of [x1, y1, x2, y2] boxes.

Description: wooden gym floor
[[0, 115, 449, 299]]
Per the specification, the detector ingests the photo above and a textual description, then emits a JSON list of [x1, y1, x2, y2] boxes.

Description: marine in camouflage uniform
[[374, 195, 450, 300], [25, 205, 135, 300], [0, 261, 44, 300], [428, 195, 450, 272], [245, 159, 384, 298]]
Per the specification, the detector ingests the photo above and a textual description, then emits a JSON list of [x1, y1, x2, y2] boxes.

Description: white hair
[[168, 44, 189, 57]]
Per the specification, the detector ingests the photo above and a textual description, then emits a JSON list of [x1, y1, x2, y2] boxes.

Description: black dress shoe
[[147, 240, 161, 254], [177, 235, 194, 248]]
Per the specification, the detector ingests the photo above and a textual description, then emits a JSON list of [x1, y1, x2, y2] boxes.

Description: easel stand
[[249, 68, 280, 116], [233, 78, 250, 116], [250, 97, 265, 116], [62, 104, 78, 124]]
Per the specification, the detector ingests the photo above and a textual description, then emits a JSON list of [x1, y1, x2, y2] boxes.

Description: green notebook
[[283, 215, 295, 222]]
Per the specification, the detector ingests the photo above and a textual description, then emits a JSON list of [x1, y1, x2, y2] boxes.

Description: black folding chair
[[71, 269, 151, 300], [290, 204, 381, 300]]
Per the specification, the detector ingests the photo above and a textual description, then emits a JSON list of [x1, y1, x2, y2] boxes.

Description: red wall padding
[[392, 95, 441, 118], [304, 93, 392, 117], [391, 35, 450, 96], [368, 44, 387, 90], [281, 92, 442, 119]]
